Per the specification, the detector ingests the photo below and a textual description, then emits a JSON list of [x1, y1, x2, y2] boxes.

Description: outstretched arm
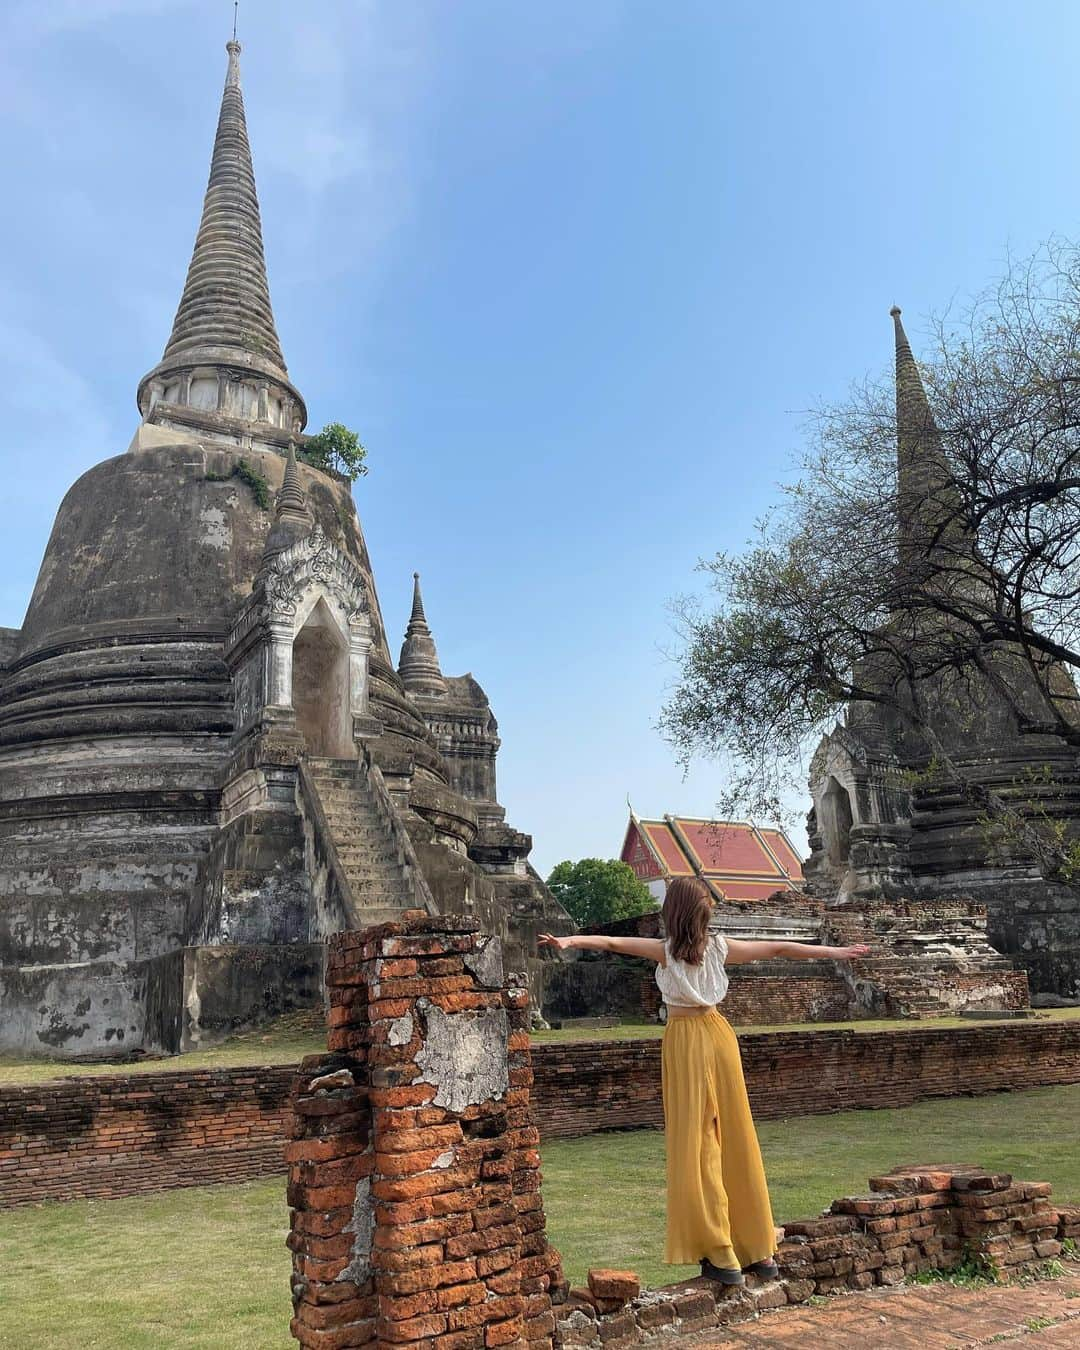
[[538, 933, 667, 964], [725, 939, 870, 966]]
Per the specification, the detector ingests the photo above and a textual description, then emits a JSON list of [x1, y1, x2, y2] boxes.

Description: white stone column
[[348, 622, 371, 717], [267, 618, 294, 708]]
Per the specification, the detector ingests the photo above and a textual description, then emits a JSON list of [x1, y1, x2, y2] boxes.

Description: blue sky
[[1, 1, 1078, 875]]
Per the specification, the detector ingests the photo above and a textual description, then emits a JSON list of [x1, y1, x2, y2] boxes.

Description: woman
[[539, 875, 870, 1285]]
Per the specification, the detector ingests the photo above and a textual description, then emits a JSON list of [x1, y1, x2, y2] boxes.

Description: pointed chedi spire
[[137, 40, 306, 436], [891, 306, 970, 567], [398, 573, 448, 697], [276, 441, 310, 522], [409, 571, 428, 625], [260, 442, 314, 567]]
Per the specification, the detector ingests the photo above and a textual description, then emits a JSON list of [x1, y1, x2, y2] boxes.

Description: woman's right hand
[[538, 933, 572, 952]]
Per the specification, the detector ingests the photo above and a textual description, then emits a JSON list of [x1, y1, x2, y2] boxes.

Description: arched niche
[[291, 596, 353, 758], [821, 775, 855, 867]]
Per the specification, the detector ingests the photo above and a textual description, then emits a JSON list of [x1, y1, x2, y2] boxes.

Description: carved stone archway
[[226, 523, 377, 756]]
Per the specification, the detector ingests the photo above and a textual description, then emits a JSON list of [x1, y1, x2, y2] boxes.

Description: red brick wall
[[722, 974, 851, 1024], [641, 972, 852, 1026], [0, 1066, 292, 1206], [4, 1020, 1080, 1208], [529, 1020, 1080, 1138]]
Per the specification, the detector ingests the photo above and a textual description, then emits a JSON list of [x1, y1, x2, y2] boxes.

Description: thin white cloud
[[254, 4, 431, 268]]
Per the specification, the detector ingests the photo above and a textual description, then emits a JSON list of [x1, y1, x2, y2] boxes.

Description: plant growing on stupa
[[302, 422, 368, 481]]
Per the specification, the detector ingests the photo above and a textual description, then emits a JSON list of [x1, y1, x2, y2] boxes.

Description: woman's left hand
[[833, 944, 871, 961]]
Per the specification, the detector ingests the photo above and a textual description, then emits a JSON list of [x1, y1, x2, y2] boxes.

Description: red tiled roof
[[710, 879, 800, 902], [677, 820, 778, 877], [620, 815, 804, 904], [756, 827, 805, 878], [642, 822, 694, 876]]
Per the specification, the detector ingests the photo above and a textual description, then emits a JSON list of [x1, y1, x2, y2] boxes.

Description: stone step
[[319, 802, 379, 823], [309, 764, 417, 919], [340, 867, 411, 890], [316, 797, 378, 816], [352, 906, 413, 926], [346, 885, 413, 907], [321, 820, 386, 841], [330, 826, 394, 847], [333, 836, 400, 860], [310, 773, 370, 791], [339, 854, 406, 874], [344, 864, 410, 881], [329, 817, 392, 836], [320, 807, 390, 832], [341, 863, 409, 883], [314, 780, 374, 797]]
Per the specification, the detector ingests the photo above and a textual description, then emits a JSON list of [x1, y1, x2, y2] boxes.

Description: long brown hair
[[662, 876, 713, 964]]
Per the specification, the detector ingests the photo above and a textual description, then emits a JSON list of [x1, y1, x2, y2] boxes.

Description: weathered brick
[[376, 1310, 448, 1342]]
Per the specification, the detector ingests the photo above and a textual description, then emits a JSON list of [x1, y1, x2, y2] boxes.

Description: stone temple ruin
[[596, 312, 1072, 1024], [0, 40, 571, 1059], [805, 309, 1080, 1002]]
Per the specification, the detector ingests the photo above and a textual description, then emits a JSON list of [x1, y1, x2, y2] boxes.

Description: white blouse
[[655, 932, 730, 1008]]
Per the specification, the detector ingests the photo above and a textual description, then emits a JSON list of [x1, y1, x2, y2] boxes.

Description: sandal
[[699, 1258, 745, 1285], [742, 1257, 779, 1280]]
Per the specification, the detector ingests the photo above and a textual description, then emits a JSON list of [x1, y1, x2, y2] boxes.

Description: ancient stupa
[[0, 40, 571, 1057], [805, 308, 1080, 999]]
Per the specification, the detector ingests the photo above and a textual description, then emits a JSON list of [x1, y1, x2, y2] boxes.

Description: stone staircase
[[823, 901, 1029, 1019], [305, 757, 423, 927]]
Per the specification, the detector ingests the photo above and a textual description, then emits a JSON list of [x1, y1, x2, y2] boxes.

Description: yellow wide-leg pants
[[661, 1009, 775, 1269]]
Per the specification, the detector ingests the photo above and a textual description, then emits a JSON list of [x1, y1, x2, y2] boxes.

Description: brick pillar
[[287, 916, 561, 1350]]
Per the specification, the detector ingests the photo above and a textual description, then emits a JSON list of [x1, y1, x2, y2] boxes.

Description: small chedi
[[806, 310, 1080, 1001], [0, 41, 571, 1059]]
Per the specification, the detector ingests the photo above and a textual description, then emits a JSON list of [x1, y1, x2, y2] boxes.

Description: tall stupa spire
[[137, 40, 306, 436], [891, 306, 968, 562], [398, 574, 448, 697]]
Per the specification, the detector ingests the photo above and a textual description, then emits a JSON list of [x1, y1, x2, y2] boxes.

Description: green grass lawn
[[2, 1084, 1078, 1349], [0, 1012, 326, 1086], [532, 1005, 1080, 1044], [2, 1006, 1079, 1085]]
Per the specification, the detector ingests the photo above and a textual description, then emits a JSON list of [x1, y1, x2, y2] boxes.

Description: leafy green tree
[[546, 858, 655, 928], [302, 422, 368, 482]]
